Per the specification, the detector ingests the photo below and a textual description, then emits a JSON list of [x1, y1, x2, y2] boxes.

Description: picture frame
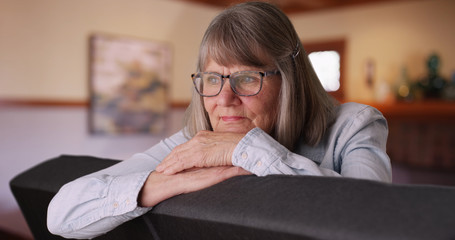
[[88, 33, 172, 135]]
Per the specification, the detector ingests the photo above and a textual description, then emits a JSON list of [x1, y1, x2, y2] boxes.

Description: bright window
[[308, 51, 340, 92]]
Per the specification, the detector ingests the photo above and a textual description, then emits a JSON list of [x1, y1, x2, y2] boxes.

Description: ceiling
[[178, 0, 413, 14]]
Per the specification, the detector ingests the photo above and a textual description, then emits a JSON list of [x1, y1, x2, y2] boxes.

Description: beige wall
[[0, 0, 218, 103], [292, 0, 455, 102], [1, 0, 454, 103]]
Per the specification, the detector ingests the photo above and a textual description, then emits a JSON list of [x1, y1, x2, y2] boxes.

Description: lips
[[221, 116, 245, 122]]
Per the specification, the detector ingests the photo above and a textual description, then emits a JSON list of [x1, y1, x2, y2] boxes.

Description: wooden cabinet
[[369, 101, 455, 170]]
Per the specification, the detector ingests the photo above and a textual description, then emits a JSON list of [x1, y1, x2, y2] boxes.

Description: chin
[[215, 125, 253, 134]]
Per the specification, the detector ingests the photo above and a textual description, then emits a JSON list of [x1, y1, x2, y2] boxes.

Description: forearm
[[138, 171, 184, 207], [47, 171, 152, 239], [232, 128, 390, 181], [232, 128, 342, 177], [47, 130, 187, 238]]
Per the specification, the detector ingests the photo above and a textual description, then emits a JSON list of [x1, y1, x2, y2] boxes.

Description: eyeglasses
[[191, 70, 280, 97]]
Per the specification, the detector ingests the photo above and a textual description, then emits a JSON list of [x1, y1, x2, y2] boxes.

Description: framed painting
[[89, 33, 172, 134]]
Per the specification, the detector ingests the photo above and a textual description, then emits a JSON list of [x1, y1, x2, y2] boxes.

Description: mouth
[[221, 116, 245, 122]]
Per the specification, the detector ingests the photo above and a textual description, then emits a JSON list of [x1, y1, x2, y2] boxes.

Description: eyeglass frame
[[191, 70, 281, 97]]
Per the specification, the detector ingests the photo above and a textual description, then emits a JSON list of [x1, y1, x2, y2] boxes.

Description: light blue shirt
[[47, 102, 391, 239]]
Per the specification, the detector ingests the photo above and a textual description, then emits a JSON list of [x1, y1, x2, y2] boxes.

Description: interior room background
[[1, 0, 454, 238]]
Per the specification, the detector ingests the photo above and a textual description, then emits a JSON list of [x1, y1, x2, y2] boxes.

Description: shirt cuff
[[232, 128, 288, 176], [104, 170, 153, 217]]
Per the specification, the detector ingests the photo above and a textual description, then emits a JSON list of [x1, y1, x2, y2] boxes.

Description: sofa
[[10, 155, 455, 240]]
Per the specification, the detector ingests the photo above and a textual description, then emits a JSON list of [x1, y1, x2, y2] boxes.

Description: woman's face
[[203, 59, 282, 134]]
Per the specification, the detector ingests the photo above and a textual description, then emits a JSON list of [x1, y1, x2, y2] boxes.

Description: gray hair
[[184, 1, 336, 150]]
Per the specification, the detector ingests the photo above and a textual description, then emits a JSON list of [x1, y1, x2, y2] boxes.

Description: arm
[[232, 129, 342, 177], [47, 131, 181, 239], [47, 130, 250, 239], [156, 131, 243, 174], [335, 105, 392, 181], [47, 153, 157, 239], [138, 166, 250, 207], [232, 106, 391, 182], [156, 105, 391, 182]]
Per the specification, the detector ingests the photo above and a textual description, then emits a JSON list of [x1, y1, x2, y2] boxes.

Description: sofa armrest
[[10, 155, 455, 240]]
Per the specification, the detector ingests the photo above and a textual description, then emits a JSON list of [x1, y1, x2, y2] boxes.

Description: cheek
[[254, 84, 281, 128], [246, 95, 279, 128], [203, 98, 216, 118]]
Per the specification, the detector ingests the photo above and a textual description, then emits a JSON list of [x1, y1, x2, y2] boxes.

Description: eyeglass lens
[[193, 71, 263, 96]]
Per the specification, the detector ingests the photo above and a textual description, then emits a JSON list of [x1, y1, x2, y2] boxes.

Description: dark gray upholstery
[[10, 155, 455, 240]]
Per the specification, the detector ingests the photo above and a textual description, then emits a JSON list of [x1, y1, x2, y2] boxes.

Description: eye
[[236, 75, 260, 85], [205, 75, 220, 85]]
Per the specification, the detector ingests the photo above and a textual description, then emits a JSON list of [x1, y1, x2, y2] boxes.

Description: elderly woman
[[48, 2, 391, 239]]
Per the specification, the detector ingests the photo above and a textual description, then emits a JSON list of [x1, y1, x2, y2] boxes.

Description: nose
[[216, 79, 241, 106]]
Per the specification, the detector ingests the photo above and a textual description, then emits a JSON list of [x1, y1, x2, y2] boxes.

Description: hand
[[155, 131, 244, 175], [139, 166, 251, 207]]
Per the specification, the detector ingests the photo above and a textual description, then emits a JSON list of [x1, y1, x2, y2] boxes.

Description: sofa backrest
[[10, 155, 455, 240]]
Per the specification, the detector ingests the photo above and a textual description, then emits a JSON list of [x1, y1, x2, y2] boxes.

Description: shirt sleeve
[[232, 128, 342, 177], [335, 105, 392, 182], [232, 105, 391, 182], [47, 130, 187, 239]]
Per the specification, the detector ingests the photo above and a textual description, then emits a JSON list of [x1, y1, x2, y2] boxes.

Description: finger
[[182, 167, 201, 172], [156, 147, 187, 173], [155, 163, 164, 172], [155, 157, 171, 172], [158, 131, 243, 173], [160, 145, 210, 175], [158, 152, 195, 175], [156, 139, 197, 172], [222, 166, 253, 178], [162, 161, 187, 175], [156, 159, 170, 172], [235, 167, 253, 176]]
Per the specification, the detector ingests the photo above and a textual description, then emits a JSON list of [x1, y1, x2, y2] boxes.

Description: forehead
[[200, 40, 275, 70], [204, 58, 266, 72]]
